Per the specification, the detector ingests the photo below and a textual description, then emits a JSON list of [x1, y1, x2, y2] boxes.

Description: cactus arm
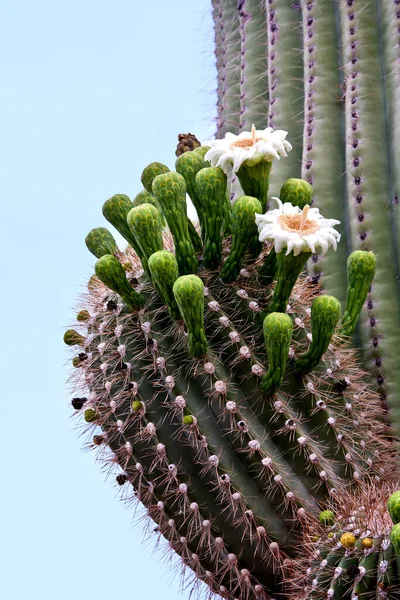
[[172, 275, 208, 358], [94, 255, 144, 311], [295, 295, 341, 375], [152, 172, 198, 276], [195, 167, 227, 269], [237, 0, 268, 132], [212, 1, 241, 137], [265, 1, 304, 197], [85, 227, 118, 258], [339, 0, 400, 431], [220, 195, 263, 283], [147, 251, 180, 320], [380, 0, 400, 270], [300, 0, 349, 304]]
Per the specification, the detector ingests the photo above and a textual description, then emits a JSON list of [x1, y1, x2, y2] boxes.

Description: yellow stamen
[[277, 206, 319, 236]]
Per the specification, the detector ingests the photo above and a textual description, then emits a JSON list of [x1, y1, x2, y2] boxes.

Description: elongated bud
[[64, 329, 85, 346], [195, 167, 227, 269], [95, 254, 144, 311], [85, 227, 118, 259], [133, 189, 166, 227], [152, 172, 197, 275], [279, 178, 313, 209], [141, 162, 170, 193], [341, 251, 377, 336], [102, 194, 143, 261], [236, 160, 272, 212], [388, 491, 400, 524], [260, 313, 293, 396], [173, 275, 208, 357], [220, 195, 263, 283], [266, 251, 310, 315], [295, 295, 341, 374], [175, 151, 208, 234], [127, 204, 164, 266], [148, 251, 180, 320]]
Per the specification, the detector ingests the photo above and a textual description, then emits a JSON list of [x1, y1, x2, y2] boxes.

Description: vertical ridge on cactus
[[211, 0, 400, 440]]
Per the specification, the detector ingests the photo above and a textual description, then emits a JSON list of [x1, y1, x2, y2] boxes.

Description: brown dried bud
[[175, 133, 201, 156]]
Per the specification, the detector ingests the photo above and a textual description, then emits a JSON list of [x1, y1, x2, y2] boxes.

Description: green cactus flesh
[[65, 139, 398, 599], [211, 0, 400, 439]]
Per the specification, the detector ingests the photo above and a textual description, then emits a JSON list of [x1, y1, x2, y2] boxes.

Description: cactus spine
[[211, 0, 400, 438]]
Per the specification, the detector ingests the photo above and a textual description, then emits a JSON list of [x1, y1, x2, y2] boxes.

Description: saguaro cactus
[[65, 130, 399, 599], [210, 0, 400, 436]]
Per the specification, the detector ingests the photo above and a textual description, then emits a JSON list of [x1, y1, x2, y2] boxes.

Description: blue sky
[[1, 2, 215, 598]]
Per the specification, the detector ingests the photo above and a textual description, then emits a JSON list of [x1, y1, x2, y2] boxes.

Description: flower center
[[277, 205, 320, 235], [230, 124, 262, 149]]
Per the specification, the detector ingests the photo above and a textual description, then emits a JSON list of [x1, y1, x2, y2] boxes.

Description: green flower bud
[[141, 162, 170, 194], [77, 310, 90, 322], [64, 329, 85, 346], [132, 400, 144, 413], [183, 415, 196, 426], [173, 275, 208, 358], [319, 510, 335, 526], [391, 523, 400, 555], [341, 250, 377, 336], [85, 227, 118, 259], [388, 491, 400, 524], [84, 408, 99, 423], [95, 254, 144, 311], [260, 312, 293, 396], [148, 251, 180, 320], [279, 178, 313, 209]]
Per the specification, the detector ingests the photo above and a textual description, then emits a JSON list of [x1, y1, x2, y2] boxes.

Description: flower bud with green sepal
[[391, 523, 400, 555], [388, 491, 400, 525], [102, 194, 144, 264], [152, 172, 198, 276], [126, 203, 164, 274], [141, 162, 170, 194], [172, 275, 208, 358], [341, 251, 377, 336], [220, 195, 262, 283], [295, 295, 341, 375], [195, 167, 227, 269], [94, 254, 144, 311], [175, 150, 209, 236], [64, 329, 85, 346], [260, 312, 293, 396], [85, 227, 118, 259], [148, 251, 180, 320], [319, 510, 335, 526]]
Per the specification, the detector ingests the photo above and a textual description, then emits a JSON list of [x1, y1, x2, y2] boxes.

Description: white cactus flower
[[256, 198, 341, 257], [203, 125, 292, 174]]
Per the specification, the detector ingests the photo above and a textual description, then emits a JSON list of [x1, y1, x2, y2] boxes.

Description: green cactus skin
[[94, 254, 144, 311], [66, 140, 399, 600], [172, 275, 208, 358], [220, 195, 262, 283], [295, 296, 341, 375], [195, 167, 227, 269], [148, 251, 180, 320], [211, 0, 400, 437], [260, 312, 293, 396], [85, 227, 118, 259], [388, 491, 400, 525], [341, 250, 377, 337], [126, 204, 164, 271], [152, 172, 198, 276], [141, 162, 170, 194]]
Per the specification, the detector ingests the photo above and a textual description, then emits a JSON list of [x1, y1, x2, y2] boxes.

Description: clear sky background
[[1, 2, 216, 599]]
